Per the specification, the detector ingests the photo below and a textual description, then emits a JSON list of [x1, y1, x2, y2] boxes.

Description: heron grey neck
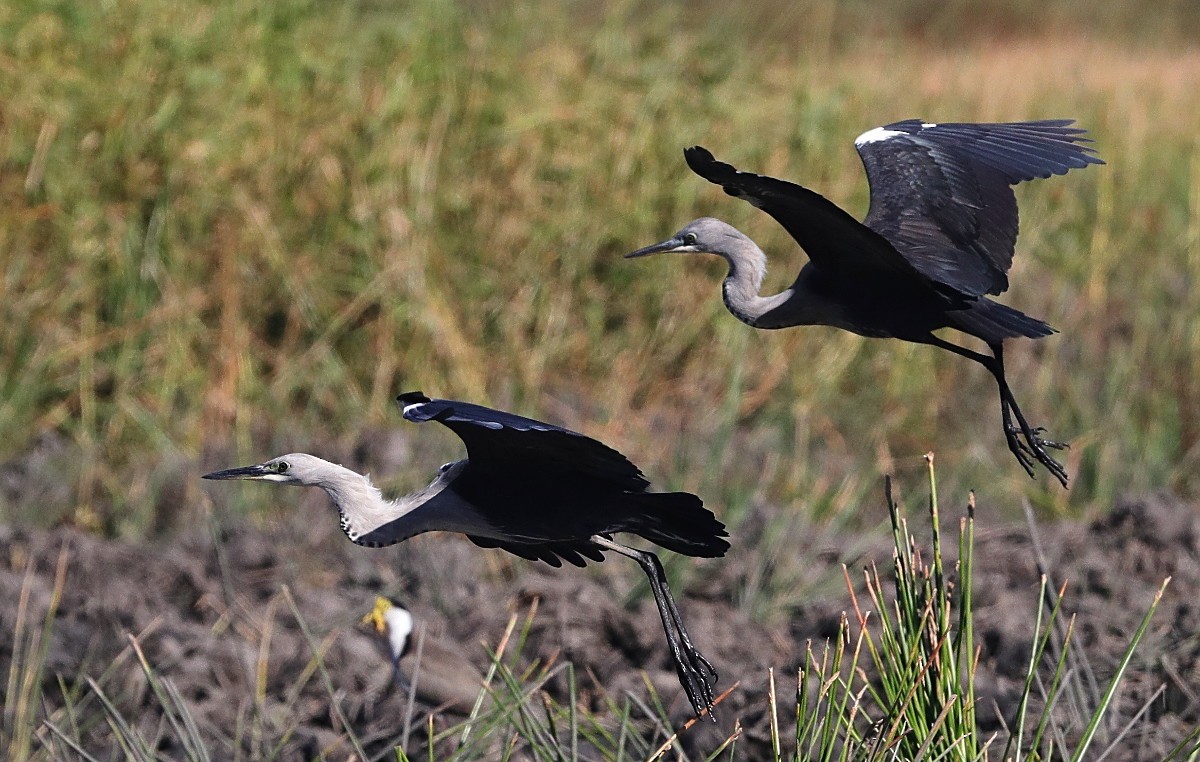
[[719, 240, 793, 327]]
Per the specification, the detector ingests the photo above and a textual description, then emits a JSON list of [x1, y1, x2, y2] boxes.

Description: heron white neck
[[315, 469, 393, 540], [314, 460, 472, 546]]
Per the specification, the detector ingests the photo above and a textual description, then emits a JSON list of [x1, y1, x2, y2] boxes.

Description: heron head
[[625, 217, 738, 259], [202, 452, 334, 487]]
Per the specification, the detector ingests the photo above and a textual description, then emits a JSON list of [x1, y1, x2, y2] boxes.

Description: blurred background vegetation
[[2, 0, 1199, 544]]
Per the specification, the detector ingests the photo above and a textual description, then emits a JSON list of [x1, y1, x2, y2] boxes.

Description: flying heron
[[627, 120, 1104, 487], [203, 391, 728, 719]]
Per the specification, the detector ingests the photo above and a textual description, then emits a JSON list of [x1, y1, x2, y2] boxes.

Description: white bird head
[[203, 452, 411, 545], [202, 452, 345, 487]]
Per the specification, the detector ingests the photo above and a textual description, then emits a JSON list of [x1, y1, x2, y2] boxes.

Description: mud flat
[[2, 493, 1197, 759]]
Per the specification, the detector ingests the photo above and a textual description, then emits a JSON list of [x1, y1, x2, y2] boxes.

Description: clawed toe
[[1004, 428, 1037, 477], [694, 649, 718, 683], [1025, 426, 1068, 450], [1005, 424, 1069, 487], [677, 646, 718, 719]]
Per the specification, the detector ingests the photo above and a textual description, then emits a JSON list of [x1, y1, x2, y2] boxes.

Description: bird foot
[[672, 643, 720, 721], [1005, 424, 1069, 488], [1024, 426, 1069, 450]]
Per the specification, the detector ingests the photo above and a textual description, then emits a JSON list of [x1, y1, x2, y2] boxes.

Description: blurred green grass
[[2, 0, 1199, 537]]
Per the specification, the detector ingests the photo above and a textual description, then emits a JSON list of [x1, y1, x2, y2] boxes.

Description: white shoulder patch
[[855, 127, 905, 146], [920, 122, 938, 129]]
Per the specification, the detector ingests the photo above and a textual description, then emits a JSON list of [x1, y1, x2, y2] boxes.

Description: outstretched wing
[[684, 146, 943, 295], [466, 535, 606, 568], [397, 391, 650, 491], [855, 119, 1103, 297]]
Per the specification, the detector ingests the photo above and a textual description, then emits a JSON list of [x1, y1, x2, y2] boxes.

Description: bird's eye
[[683, 233, 698, 245], [276, 461, 289, 473]]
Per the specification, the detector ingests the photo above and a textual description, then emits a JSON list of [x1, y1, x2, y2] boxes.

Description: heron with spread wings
[[628, 120, 1103, 487], [203, 391, 728, 719]]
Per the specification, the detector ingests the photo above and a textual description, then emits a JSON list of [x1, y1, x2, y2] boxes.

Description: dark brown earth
[[2, 492, 1198, 760]]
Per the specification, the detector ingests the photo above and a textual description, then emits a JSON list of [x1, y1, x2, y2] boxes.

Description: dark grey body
[[356, 458, 721, 568], [758, 263, 1048, 343]]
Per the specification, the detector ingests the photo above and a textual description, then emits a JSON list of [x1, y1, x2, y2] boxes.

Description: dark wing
[[467, 536, 606, 568], [684, 146, 945, 296], [397, 392, 650, 491], [856, 119, 1103, 296]]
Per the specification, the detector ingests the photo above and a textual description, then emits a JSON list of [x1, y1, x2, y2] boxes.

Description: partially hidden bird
[[203, 391, 729, 719], [362, 596, 487, 713], [627, 120, 1104, 487]]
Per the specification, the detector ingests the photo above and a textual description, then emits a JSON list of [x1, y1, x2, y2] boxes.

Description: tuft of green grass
[[3, 546, 69, 761], [769, 457, 1179, 761], [856, 462, 983, 759]]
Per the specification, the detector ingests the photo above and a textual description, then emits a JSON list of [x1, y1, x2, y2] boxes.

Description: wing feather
[[856, 119, 1103, 296], [467, 536, 608, 567], [397, 392, 650, 492], [683, 146, 939, 294]]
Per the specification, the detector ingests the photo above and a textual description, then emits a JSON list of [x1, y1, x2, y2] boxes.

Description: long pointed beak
[[202, 463, 271, 480], [625, 237, 684, 259]]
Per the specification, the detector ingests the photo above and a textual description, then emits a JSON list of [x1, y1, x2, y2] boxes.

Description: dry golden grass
[[1, 0, 1198, 537]]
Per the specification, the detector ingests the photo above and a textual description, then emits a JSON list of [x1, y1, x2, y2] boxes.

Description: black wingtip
[[396, 391, 455, 423], [683, 145, 715, 172], [396, 391, 431, 407], [683, 145, 744, 190]]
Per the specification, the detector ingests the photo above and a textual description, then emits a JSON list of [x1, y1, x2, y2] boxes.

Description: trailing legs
[[591, 535, 718, 720]]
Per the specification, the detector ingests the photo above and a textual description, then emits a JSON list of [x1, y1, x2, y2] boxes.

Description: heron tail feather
[[628, 493, 730, 558], [953, 298, 1055, 342]]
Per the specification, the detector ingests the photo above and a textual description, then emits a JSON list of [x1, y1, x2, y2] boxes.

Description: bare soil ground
[[2, 492, 1197, 759]]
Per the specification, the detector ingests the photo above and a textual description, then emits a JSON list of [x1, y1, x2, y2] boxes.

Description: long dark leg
[[923, 336, 1069, 487], [591, 535, 718, 720]]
